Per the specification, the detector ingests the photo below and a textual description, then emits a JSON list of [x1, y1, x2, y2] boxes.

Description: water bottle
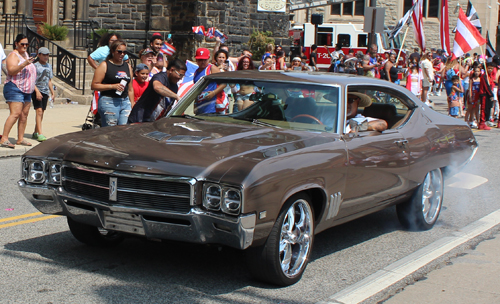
[[49, 97, 53, 108], [116, 79, 128, 96]]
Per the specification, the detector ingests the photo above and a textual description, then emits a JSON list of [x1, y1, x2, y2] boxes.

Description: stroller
[[82, 91, 101, 130]]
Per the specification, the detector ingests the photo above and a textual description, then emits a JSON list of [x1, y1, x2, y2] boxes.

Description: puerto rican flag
[[192, 25, 205, 36], [451, 7, 486, 61], [177, 60, 199, 99], [206, 27, 215, 39], [215, 29, 227, 43], [160, 42, 176, 56]]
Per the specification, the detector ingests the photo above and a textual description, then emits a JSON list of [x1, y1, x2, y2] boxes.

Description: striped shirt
[[5, 51, 36, 94]]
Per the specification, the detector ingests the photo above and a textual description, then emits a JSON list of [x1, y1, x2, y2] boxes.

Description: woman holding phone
[[1, 34, 36, 148], [213, 49, 232, 72]]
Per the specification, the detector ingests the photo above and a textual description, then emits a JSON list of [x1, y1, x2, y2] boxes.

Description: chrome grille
[[63, 166, 193, 213]]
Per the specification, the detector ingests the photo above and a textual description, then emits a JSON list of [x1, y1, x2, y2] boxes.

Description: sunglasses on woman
[[20, 43, 29, 47], [116, 50, 127, 55]]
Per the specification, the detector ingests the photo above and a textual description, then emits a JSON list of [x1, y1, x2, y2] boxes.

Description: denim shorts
[[3, 81, 32, 102], [98, 95, 131, 127]]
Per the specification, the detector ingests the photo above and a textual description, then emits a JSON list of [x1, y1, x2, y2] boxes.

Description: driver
[[345, 92, 387, 133]]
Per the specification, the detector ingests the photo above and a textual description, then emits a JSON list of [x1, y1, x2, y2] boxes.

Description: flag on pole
[[388, 1, 418, 40], [160, 42, 176, 56], [485, 31, 497, 58], [411, 0, 425, 51], [214, 29, 227, 43], [192, 25, 205, 36], [205, 27, 215, 39], [440, 0, 451, 56], [466, 0, 482, 32], [451, 7, 486, 61]]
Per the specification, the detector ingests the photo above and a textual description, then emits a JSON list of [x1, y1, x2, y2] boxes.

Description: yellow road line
[[0, 215, 59, 229], [0, 212, 42, 223]]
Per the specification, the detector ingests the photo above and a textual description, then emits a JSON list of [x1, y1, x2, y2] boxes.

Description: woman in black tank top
[[91, 40, 134, 127]]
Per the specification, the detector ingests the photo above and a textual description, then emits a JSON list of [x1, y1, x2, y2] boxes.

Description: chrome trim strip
[[64, 177, 109, 190], [118, 187, 191, 199]]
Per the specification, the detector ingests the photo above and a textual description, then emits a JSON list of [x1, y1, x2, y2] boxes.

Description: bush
[[248, 29, 275, 61], [40, 23, 69, 41]]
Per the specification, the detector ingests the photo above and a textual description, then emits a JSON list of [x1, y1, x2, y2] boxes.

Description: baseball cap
[[195, 48, 210, 59], [135, 63, 149, 72], [38, 47, 50, 54], [140, 48, 154, 56]]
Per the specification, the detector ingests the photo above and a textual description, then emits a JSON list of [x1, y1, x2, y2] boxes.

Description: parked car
[[18, 71, 477, 286]]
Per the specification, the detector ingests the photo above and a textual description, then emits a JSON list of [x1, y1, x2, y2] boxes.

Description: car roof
[[204, 70, 398, 88]]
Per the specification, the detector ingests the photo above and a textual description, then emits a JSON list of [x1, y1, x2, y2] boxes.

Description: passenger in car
[[345, 92, 388, 133]]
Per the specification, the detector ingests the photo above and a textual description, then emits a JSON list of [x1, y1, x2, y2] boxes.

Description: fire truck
[[290, 23, 406, 70]]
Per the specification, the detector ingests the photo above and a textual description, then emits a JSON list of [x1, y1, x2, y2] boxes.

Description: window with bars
[[403, 0, 439, 18], [331, 0, 367, 16]]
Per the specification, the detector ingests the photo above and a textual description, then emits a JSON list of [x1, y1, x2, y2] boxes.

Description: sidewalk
[[383, 231, 500, 304], [0, 103, 89, 157]]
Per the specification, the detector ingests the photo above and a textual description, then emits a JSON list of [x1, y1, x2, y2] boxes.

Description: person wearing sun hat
[[193, 47, 228, 114], [345, 92, 387, 133]]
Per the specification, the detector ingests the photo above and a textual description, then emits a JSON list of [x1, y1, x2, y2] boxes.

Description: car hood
[[26, 118, 332, 181]]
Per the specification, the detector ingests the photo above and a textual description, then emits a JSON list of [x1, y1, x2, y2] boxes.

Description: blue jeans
[[98, 95, 131, 127]]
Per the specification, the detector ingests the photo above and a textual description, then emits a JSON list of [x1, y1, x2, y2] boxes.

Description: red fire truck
[[290, 23, 406, 70]]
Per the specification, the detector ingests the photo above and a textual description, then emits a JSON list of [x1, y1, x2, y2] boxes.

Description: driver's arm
[[367, 119, 388, 132]]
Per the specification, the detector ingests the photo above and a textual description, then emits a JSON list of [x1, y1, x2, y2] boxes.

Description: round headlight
[[203, 184, 221, 211]]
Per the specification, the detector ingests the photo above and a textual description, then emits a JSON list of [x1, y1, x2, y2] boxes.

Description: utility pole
[[368, 0, 377, 47]]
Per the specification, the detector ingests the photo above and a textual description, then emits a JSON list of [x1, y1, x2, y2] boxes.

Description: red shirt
[[133, 79, 149, 102]]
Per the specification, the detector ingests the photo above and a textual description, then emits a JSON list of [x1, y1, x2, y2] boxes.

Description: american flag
[[192, 25, 205, 36], [160, 42, 176, 56]]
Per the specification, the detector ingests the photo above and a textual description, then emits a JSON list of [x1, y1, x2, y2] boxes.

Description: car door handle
[[394, 139, 408, 148]]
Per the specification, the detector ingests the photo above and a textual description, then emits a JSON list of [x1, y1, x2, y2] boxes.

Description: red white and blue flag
[[177, 60, 199, 99], [192, 25, 205, 36], [451, 7, 486, 61], [206, 27, 215, 39], [160, 42, 176, 56], [215, 29, 227, 43]]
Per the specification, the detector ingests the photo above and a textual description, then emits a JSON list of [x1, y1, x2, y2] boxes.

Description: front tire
[[397, 169, 444, 230], [67, 217, 124, 247], [247, 193, 314, 286]]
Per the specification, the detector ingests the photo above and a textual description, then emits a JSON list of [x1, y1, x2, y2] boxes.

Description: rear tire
[[67, 217, 124, 247], [246, 193, 314, 286], [397, 169, 444, 230]]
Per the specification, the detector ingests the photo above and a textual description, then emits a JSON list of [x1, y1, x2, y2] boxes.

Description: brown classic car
[[18, 71, 477, 286]]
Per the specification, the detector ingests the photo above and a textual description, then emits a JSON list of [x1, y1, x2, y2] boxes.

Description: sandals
[[0, 141, 15, 149], [16, 140, 32, 147]]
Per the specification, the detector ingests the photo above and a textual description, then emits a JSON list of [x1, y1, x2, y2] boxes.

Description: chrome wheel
[[397, 168, 444, 231], [421, 169, 443, 225], [280, 199, 313, 278]]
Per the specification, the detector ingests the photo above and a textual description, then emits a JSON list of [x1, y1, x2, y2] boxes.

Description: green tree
[[248, 29, 275, 61]]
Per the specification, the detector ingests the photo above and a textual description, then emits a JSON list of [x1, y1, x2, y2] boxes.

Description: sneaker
[[436, 91, 441, 96], [487, 121, 495, 127], [32, 132, 38, 139], [37, 134, 47, 142], [471, 121, 478, 128]]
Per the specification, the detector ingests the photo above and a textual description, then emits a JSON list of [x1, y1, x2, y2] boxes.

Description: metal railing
[[73, 20, 100, 52], [3, 14, 26, 49]]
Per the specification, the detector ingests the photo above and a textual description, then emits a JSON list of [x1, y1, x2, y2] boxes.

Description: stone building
[[2, 0, 291, 59], [292, 0, 500, 53]]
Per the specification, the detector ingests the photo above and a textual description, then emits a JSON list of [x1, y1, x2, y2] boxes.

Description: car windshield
[[170, 79, 340, 133]]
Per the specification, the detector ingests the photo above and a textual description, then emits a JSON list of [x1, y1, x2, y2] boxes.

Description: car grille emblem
[[109, 177, 117, 201]]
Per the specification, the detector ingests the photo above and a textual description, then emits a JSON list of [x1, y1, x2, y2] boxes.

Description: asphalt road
[[0, 129, 498, 304]]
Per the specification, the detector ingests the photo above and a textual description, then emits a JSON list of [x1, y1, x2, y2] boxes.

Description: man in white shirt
[[420, 51, 434, 107], [345, 92, 387, 133]]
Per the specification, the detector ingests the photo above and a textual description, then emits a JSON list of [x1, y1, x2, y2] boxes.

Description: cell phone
[[30, 52, 39, 63], [224, 60, 229, 64]]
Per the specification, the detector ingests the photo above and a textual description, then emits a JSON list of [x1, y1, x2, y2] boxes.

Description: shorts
[[32, 92, 49, 110], [422, 78, 431, 88], [3, 81, 32, 102], [449, 106, 459, 116]]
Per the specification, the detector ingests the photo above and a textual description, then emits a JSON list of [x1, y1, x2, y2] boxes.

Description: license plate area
[[103, 211, 145, 235]]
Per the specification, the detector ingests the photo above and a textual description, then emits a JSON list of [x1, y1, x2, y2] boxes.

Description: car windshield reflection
[[170, 79, 340, 133]]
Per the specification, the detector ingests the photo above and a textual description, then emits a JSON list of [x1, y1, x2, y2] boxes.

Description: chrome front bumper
[[18, 180, 256, 250]]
